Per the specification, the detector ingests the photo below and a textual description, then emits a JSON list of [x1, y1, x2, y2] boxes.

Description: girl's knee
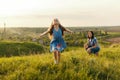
[[87, 48, 91, 53], [54, 50, 57, 54], [95, 52, 99, 56]]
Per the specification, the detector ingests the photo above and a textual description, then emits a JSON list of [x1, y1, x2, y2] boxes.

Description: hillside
[[0, 45, 120, 80], [0, 42, 46, 57], [0, 27, 120, 80]]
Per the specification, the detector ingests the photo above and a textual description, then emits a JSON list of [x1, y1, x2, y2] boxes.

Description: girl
[[84, 31, 100, 56], [40, 18, 73, 64]]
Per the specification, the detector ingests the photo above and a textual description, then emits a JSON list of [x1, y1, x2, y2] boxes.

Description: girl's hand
[[39, 30, 49, 38], [66, 29, 74, 34], [71, 31, 74, 34], [39, 34, 43, 38], [69, 30, 74, 34], [89, 47, 93, 50], [39, 34, 46, 38], [84, 43, 88, 49]]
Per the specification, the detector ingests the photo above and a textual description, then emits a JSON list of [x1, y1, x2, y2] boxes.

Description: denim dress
[[50, 28, 66, 52]]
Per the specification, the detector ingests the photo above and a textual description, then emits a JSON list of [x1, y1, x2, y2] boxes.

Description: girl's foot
[[95, 53, 99, 56], [54, 60, 58, 64]]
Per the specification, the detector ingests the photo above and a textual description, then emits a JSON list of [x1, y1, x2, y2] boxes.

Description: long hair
[[48, 19, 66, 39], [87, 31, 94, 39]]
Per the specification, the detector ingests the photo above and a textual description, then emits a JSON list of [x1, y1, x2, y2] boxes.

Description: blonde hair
[[48, 18, 66, 40]]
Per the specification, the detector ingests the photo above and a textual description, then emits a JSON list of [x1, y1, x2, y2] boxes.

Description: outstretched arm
[[40, 29, 49, 37], [65, 28, 74, 34]]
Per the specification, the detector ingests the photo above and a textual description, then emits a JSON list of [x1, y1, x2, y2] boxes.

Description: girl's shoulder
[[87, 37, 97, 41], [93, 37, 98, 42], [94, 37, 97, 40], [59, 25, 66, 31]]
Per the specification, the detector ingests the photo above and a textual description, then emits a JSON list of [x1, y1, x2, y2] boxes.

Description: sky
[[0, 0, 120, 27]]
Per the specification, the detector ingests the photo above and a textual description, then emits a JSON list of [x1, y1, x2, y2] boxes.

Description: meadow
[[0, 26, 120, 80], [0, 45, 120, 80]]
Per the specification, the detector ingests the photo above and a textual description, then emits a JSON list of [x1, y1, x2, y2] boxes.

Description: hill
[[0, 45, 120, 80], [0, 42, 47, 57]]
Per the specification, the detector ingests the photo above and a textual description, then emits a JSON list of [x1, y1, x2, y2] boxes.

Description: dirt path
[[106, 37, 120, 43]]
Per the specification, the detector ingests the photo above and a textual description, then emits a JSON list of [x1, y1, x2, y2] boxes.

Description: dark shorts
[[90, 47, 100, 54]]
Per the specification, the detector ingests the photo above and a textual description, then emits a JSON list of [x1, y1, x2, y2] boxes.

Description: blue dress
[[50, 28, 67, 52]]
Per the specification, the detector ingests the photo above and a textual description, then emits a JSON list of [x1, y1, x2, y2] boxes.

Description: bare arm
[[65, 28, 74, 34], [91, 43, 98, 48], [84, 40, 89, 49], [40, 29, 49, 37]]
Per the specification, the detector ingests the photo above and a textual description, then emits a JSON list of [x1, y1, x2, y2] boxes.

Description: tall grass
[[0, 44, 120, 80]]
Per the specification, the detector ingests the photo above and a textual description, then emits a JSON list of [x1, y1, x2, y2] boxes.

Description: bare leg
[[87, 48, 91, 55], [57, 51, 60, 64], [54, 50, 57, 64], [95, 52, 99, 56], [84, 43, 88, 50]]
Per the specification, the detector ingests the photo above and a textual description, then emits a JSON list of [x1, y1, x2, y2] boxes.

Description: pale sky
[[0, 0, 120, 27]]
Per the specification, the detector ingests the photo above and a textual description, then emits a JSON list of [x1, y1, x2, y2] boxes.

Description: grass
[[0, 44, 120, 80], [0, 42, 46, 57]]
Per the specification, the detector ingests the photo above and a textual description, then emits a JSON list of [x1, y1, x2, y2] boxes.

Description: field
[[0, 45, 120, 80], [0, 26, 120, 80]]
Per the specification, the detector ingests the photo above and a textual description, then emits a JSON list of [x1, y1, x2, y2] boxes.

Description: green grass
[[0, 44, 120, 80], [0, 42, 46, 57]]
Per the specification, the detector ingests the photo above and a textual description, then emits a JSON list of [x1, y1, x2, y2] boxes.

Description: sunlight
[[0, 0, 72, 17], [0, 0, 61, 17], [0, 0, 120, 27]]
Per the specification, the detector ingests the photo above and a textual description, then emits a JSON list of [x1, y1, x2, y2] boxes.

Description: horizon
[[0, 0, 120, 27], [0, 26, 120, 28]]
